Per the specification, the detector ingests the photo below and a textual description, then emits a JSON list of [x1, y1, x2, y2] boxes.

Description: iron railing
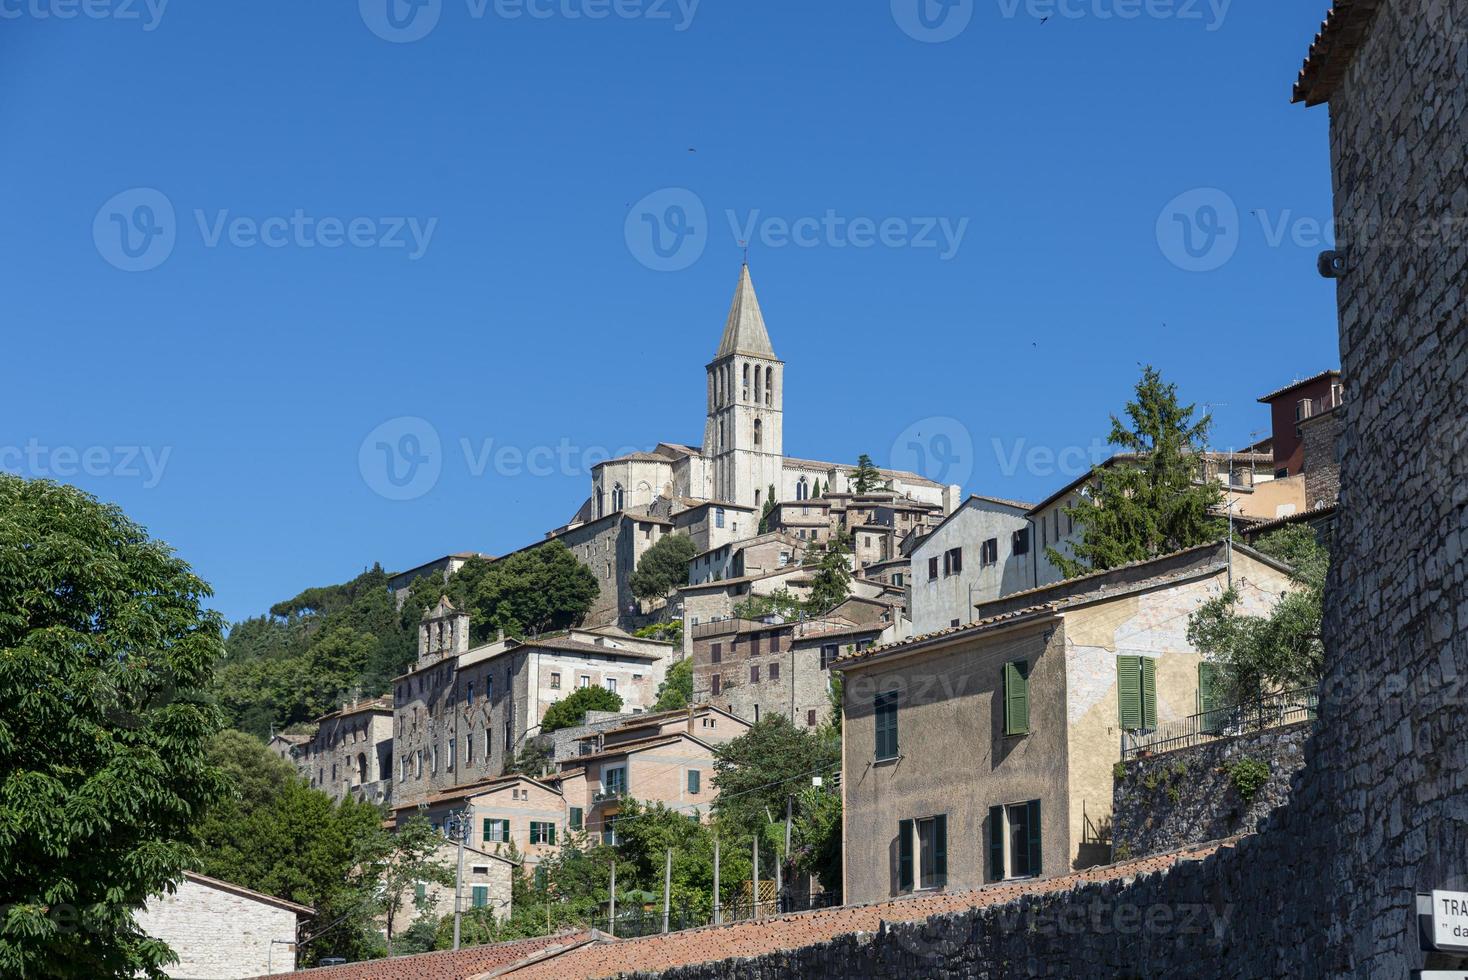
[[1121, 687, 1318, 759], [587, 891, 843, 936]]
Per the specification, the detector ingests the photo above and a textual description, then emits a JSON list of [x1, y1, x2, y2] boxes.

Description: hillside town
[[5, 2, 1461, 979]]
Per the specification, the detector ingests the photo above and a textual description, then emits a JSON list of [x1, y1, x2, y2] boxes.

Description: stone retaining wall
[[1111, 723, 1310, 860]]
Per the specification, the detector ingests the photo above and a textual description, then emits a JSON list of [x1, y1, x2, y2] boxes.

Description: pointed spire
[[715, 263, 776, 360]]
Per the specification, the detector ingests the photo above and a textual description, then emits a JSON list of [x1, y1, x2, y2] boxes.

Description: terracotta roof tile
[[245, 932, 592, 980], [1293, 3, 1381, 106], [496, 840, 1236, 979]]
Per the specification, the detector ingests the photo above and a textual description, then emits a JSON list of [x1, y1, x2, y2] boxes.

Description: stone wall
[[1112, 723, 1310, 860], [137, 877, 301, 978], [1299, 407, 1343, 509]]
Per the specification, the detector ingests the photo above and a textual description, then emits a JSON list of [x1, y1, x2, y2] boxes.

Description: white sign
[[1431, 890, 1468, 952]]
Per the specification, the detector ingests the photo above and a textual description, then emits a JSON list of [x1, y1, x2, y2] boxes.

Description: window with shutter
[[898, 819, 914, 891], [933, 813, 947, 886], [874, 691, 899, 761], [1025, 800, 1042, 877], [1117, 655, 1143, 731], [1141, 657, 1157, 729], [569, 806, 583, 831], [989, 805, 1005, 881], [1004, 660, 1030, 735], [1199, 662, 1225, 734], [472, 885, 489, 908]]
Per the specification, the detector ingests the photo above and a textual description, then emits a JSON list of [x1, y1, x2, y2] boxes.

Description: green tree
[[191, 731, 393, 966], [652, 657, 694, 711], [0, 476, 227, 979], [509, 738, 555, 778], [804, 542, 852, 614], [628, 534, 697, 603], [1052, 365, 1223, 578], [789, 785, 842, 891], [375, 817, 455, 956], [712, 717, 839, 839], [540, 685, 624, 733], [849, 454, 884, 494], [757, 485, 777, 534], [732, 587, 806, 621], [1186, 526, 1328, 705], [457, 544, 599, 641]]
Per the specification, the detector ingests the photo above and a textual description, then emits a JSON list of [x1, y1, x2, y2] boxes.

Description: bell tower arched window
[[766, 367, 774, 405], [754, 418, 762, 447], [612, 483, 625, 512], [742, 364, 750, 401], [754, 365, 763, 404]]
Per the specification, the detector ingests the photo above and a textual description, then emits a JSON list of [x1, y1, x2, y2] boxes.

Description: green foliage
[[757, 485, 777, 534], [214, 564, 415, 738], [653, 657, 694, 712], [1186, 526, 1328, 705], [0, 476, 228, 979], [509, 738, 555, 778], [827, 672, 843, 734], [850, 454, 885, 494], [629, 534, 697, 603], [1113, 761, 1128, 782], [732, 587, 807, 622], [540, 685, 624, 733], [376, 817, 455, 955], [1226, 757, 1271, 804], [192, 731, 404, 966], [713, 716, 840, 844], [454, 544, 599, 642], [1051, 366, 1224, 578], [789, 785, 842, 891], [804, 542, 853, 614], [634, 620, 683, 647]]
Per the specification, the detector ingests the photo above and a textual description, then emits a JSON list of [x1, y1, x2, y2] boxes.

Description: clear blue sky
[[2, 2, 1339, 623]]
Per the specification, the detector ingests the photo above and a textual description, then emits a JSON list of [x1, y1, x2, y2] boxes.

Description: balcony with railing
[[1121, 687, 1319, 760]]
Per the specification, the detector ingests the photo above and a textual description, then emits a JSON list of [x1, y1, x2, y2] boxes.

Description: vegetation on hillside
[[629, 533, 697, 603]]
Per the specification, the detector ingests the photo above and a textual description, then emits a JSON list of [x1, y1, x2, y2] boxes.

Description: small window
[[897, 814, 947, 892], [529, 821, 557, 845], [712, 674, 722, 696], [579, 675, 591, 689], [550, 672, 561, 690], [711, 642, 722, 664], [471, 885, 489, 908], [750, 665, 760, 683], [821, 644, 839, 669], [1003, 660, 1030, 735], [569, 806, 584, 831], [874, 691, 899, 761], [1117, 655, 1157, 732], [467, 681, 475, 706], [989, 800, 1041, 881], [769, 662, 780, 681], [482, 818, 510, 844], [687, 769, 701, 794], [1011, 527, 1030, 556], [980, 538, 998, 566], [807, 709, 818, 727], [606, 677, 618, 694], [928, 557, 939, 580]]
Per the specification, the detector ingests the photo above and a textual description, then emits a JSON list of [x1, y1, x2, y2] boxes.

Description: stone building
[[837, 540, 1298, 905], [299, 696, 394, 806], [392, 599, 674, 808], [908, 494, 1035, 634], [553, 708, 750, 844], [387, 552, 492, 611], [393, 774, 567, 873], [686, 530, 804, 587], [389, 840, 517, 934], [1256, 369, 1343, 478], [136, 872, 313, 978]]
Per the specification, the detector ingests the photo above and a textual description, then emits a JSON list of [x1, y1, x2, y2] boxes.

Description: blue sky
[[2, 2, 1339, 623]]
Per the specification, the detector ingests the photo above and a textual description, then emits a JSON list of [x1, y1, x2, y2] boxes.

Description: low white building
[[136, 872, 312, 978], [909, 495, 1035, 634]]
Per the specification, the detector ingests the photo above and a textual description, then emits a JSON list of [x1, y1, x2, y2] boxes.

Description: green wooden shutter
[[570, 807, 583, 831], [1117, 656, 1142, 730], [1199, 662, 1224, 734], [1141, 657, 1157, 729], [898, 819, 914, 891], [1004, 661, 1030, 735], [482, 817, 493, 842], [472, 885, 488, 908], [1026, 799, 1042, 877], [989, 805, 1005, 881], [933, 814, 947, 885]]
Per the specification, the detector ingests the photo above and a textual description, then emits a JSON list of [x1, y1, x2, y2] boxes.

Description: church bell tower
[[703, 264, 784, 509]]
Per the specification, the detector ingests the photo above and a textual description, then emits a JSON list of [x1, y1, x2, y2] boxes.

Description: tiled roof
[[391, 773, 563, 811], [312, 696, 393, 723], [836, 603, 1060, 666], [1256, 368, 1342, 403], [495, 840, 1236, 979], [247, 932, 594, 980], [968, 493, 1036, 511], [1293, 2, 1381, 106], [181, 871, 314, 916], [557, 733, 706, 768], [1241, 502, 1338, 538]]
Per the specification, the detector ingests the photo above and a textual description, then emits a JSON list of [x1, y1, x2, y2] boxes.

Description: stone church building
[[515, 265, 960, 627]]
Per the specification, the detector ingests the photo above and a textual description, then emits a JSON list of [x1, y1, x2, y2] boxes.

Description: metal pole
[[752, 836, 760, 921], [713, 836, 721, 925], [662, 848, 673, 933], [608, 860, 616, 937], [783, 794, 794, 911], [452, 813, 466, 951]]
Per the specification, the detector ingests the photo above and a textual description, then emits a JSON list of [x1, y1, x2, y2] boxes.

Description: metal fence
[[586, 890, 843, 936], [1121, 687, 1318, 760]]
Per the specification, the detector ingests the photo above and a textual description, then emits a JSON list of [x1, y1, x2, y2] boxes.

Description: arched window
[[357, 752, 368, 786], [715, 507, 725, 528], [742, 364, 750, 401], [612, 483, 625, 511], [753, 365, 762, 404], [796, 476, 808, 501], [597, 490, 605, 518], [766, 367, 774, 405], [754, 418, 762, 447]]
